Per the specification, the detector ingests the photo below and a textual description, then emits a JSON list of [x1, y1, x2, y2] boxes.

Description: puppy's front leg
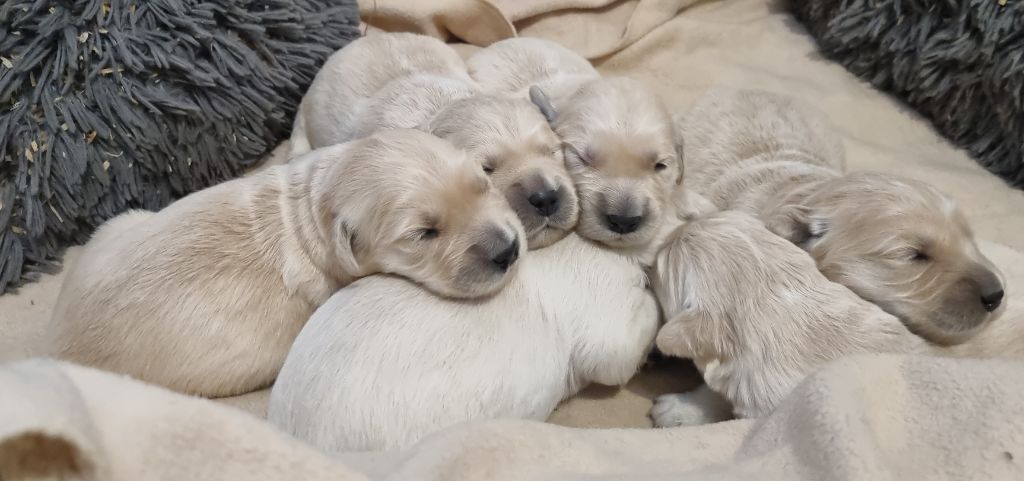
[[650, 384, 734, 427], [654, 310, 702, 359]]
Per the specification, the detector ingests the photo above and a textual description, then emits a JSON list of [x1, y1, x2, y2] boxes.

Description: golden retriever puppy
[[468, 39, 684, 253], [48, 130, 525, 397], [268, 231, 662, 451], [553, 78, 685, 254], [289, 32, 471, 157], [347, 73, 478, 141], [466, 37, 599, 100], [293, 33, 578, 249], [267, 130, 692, 452], [426, 95, 579, 248], [649, 211, 943, 424], [680, 88, 1005, 344]]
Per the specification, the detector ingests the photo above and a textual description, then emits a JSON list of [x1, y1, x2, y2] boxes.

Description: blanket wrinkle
[[3, 356, 1021, 480], [0, 359, 369, 481], [357, 0, 704, 59]]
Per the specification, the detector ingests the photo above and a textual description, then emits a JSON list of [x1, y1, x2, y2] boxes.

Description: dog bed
[[0, 0, 360, 294], [789, 0, 1024, 188]]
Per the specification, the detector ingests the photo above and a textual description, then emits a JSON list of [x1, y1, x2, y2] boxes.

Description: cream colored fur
[[268, 232, 664, 452], [650, 211, 944, 424], [289, 32, 472, 157], [293, 33, 578, 249], [468, 38, 683, 252], [680, 88, 1005, 344], [48, 129, 525, 397], [268, 139, 691, 452], [466, 37, 600, 100], [425, 95, 579, 249]]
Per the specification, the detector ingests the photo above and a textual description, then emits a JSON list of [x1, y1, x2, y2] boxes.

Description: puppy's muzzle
[[491, 238, 520, 272], [528, 189, 562, 217], [599, 191, 648, 235], [970, 267, 1004, 313], [980, 280, 1005, 313], [605, 214, 643, 234], [981, 289, 1005, 312]]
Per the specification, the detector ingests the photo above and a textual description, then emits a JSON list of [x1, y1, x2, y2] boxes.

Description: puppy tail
[[288, 106, 312, 159]]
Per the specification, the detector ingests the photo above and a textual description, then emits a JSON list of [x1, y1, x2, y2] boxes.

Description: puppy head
[[429, 95, 579, 249], [536, 77, 684, 250], [652, 210, 835, 362], [316, 129, 526, 298], [767, 172, 1005, 344]]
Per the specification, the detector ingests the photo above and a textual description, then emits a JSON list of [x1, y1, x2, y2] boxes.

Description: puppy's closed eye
[[894, 247, 929, 263], [565, 145, 592, 166], [419, 227, 440, 240]]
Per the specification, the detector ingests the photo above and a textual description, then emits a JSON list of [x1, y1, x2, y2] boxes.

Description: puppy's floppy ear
[[333, 218, 363, 275], [655, 310, 701, 359], [764, 204, 829, 247], [529, 86, 557, 124]]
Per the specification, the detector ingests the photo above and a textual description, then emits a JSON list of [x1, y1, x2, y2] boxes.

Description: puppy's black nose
[[528, 189, 561, 217], [606, 214, 642, 234], [491, 239, 520, 272], [981, 289, 1004, 312]]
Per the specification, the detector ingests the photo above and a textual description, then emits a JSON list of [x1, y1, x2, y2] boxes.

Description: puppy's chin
[[436, 262, 519, 299], [506, 189, 579, 250], [892, 302, 997, 346], [525, 224, 572, 250], [575, 210, 658, 250]]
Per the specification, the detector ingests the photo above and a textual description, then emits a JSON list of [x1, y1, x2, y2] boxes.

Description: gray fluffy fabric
[[790, 0, 1024, 189], [0, 0, 359, 293]]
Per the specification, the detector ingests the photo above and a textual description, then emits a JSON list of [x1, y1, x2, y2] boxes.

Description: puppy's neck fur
[[702, 151, 838, 214], [271, 158, 356, 305], [623, 211, 687, 268]]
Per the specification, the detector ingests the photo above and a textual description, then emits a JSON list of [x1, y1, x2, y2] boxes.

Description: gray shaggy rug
[[790, 0, 1024, 189], [0, 0, 360, 293]]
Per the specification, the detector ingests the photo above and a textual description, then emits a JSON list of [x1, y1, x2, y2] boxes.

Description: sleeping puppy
[[289, 32, 472, 157], [267, 232, 663, 451], [425, 95, 579, 249], [294, 33, 578, 249], [649, 211, 944, 425], [346, 73, 478, 141], [468, 38, 684, 255], [467, 37, 600, 100], [267, 137, 689, 452], [680, 88, 1005, 344], [49, 129, 525, 398]]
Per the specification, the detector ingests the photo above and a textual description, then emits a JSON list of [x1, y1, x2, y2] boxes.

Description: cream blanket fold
[[2, 355, 1022, 480], [0, 359, 366, 481], [357, 0, 705, 59]]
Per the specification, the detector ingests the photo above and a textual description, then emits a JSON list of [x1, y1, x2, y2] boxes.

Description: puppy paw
[[649, 387, 733, 427]]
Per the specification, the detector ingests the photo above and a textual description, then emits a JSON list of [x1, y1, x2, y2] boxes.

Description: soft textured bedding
[[2, 355, 1022, 480], [1, 0, 1023, 477]]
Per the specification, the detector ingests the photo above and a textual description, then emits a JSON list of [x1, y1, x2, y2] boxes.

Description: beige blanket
[[3, 355, 1022, 480], [2, 0, 1024, 476]]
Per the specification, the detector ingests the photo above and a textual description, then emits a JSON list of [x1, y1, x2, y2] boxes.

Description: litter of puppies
[[44, 33, 1009, 452]]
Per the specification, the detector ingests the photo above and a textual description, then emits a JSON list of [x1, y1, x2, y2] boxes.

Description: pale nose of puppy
[[606, 214, 642, 234], [528, 189, 561, 217], [491, 239, 520, 272], [981, 288, 1005, 312]]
